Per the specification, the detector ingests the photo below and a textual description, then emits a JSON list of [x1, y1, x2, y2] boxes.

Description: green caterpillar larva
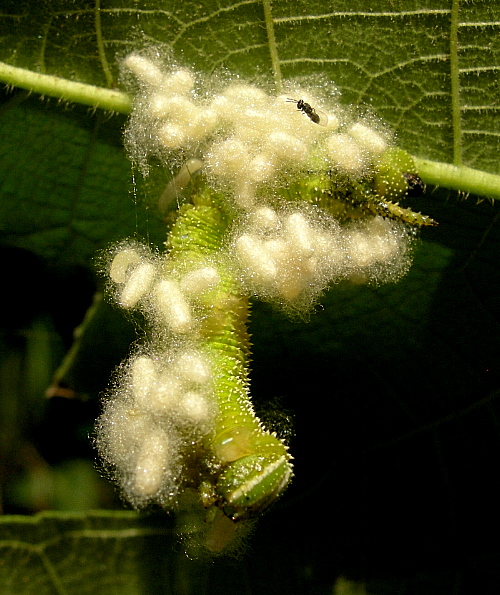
[[95, 51, 434, 555]]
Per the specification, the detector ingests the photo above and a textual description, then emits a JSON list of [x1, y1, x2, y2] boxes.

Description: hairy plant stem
[[0, 61, 131, 113], [1, 62, 500, 200], [414, 157, 500, 201]]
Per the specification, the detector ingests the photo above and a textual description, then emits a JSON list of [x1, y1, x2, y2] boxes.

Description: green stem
[[1, 62, 499, 200], [414, 157, 500, 200], [48, 292, 103, 392], [0, 61, 131, 114]]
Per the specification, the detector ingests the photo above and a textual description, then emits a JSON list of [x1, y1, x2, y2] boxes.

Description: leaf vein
[[459, 21, 500, 27], [462, 106, 500, 111], [167, 0, 261, 46], [274, 9, 450, 24], [463, 129, 500, 138], [459, 65, 500, 73], [280, 54, 448, 77], [95, 0, 113, 88]]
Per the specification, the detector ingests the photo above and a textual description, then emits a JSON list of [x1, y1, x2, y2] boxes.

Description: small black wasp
[[287, 98, 327, 126]]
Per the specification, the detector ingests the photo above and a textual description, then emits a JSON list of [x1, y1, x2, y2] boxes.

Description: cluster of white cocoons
[[98, 345, 214, 506], [98, 218, 411, 508], [97, 52, 416, 512], [107, 241, 221, 332], [123, 52, 391, 208], [97, 242, 221, 506], [232, 205, 413, 309]]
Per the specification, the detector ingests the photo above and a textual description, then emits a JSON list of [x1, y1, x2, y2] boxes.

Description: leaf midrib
[[450, 0, 462, 166]]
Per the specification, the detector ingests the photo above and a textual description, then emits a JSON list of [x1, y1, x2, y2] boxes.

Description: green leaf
[[1, 0, 499, 169], [1, 0, 500, 266], [1, 2, 500, 592], [0, 511, 180, 594], [0, 94, 172, 266]]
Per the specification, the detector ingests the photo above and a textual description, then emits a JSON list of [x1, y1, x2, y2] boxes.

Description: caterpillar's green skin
[[165, 185, 293, 527], [163, 151, 430, 526], [218, 453, 293, 520], [113, 150, 432, 549], [279, 148, 437, 227]]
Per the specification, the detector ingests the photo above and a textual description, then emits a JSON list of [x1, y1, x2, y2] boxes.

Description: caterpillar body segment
[[99, 185, 294, 549], [216, 451, 293, 521], [168, 195, 295, 522], [364, 199, 437, 227], [195, 278, 293, 522], [275, 149, 435, 229]]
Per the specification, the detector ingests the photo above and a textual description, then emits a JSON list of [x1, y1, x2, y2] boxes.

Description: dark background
[[2, 186, 500, 594]]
